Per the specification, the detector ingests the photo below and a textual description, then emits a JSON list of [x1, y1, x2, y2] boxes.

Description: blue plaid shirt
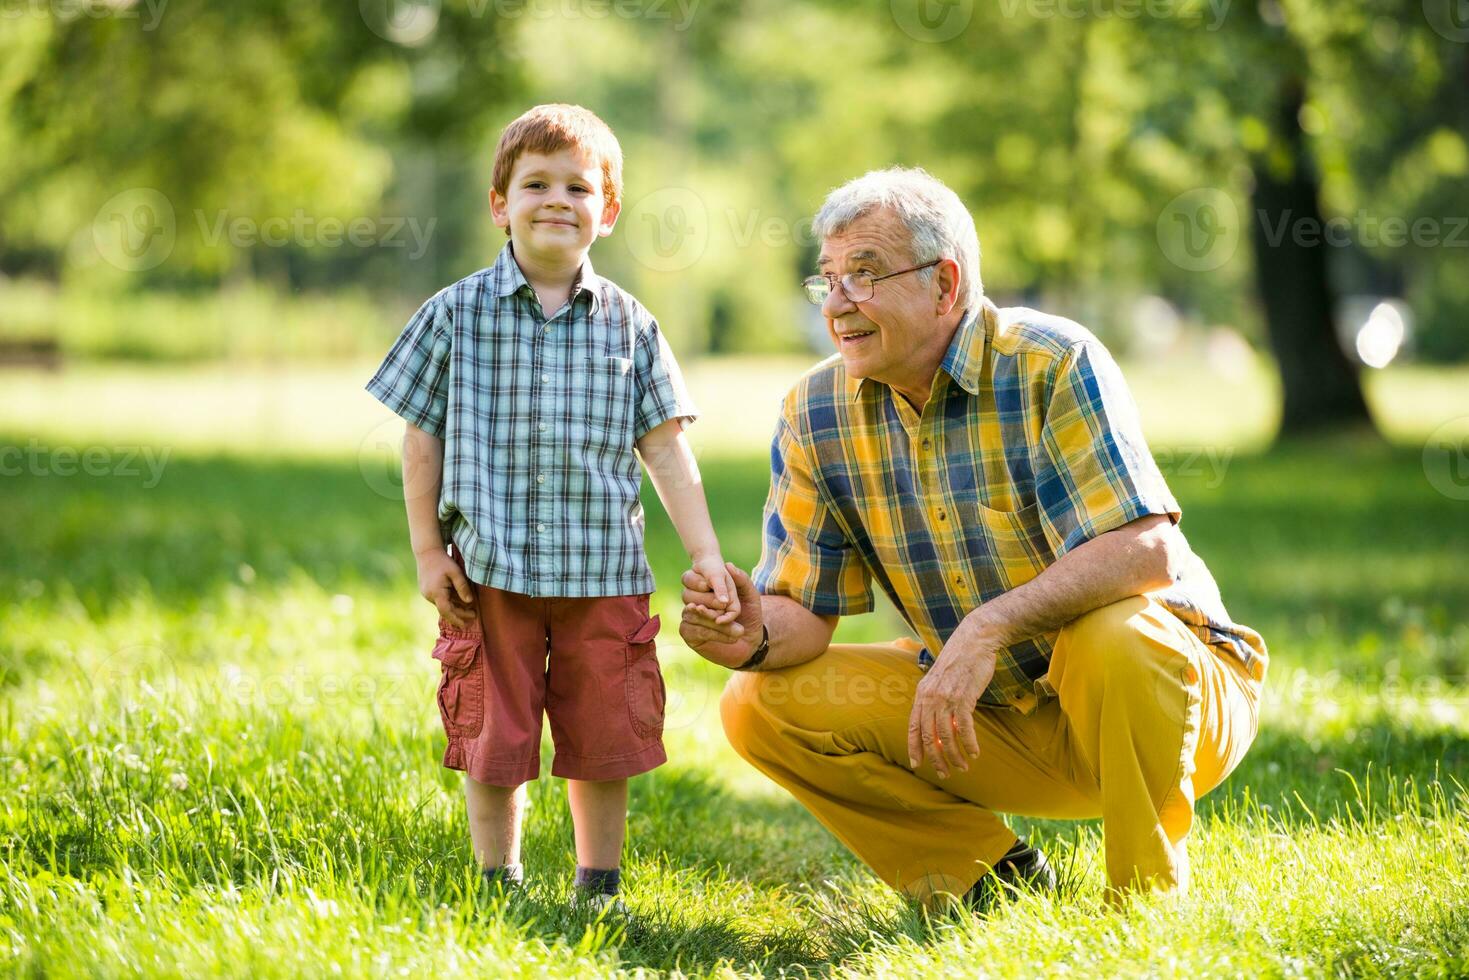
[[366, 244, 697, 597]]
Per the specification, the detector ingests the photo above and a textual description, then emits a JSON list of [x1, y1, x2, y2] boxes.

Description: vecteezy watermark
[[0, 0, 168, 31], [195, 209, 437, 260], [997, 0, 1230, 28], [1423, 0, 1469, 43], [92, 191, 438, 271], [0, 440, 171, 488], [92, 643, 185, 705], [1151, 446, 1234, 489], [1423, 417, 1469, 501], [653, 648, 714, 733], [359, 0, 700, 45], [93, 188, 176, 273], [359, 0, 440, 45], [1257, 210, 1469, 250], [92, 644, 418, 712], [891, 0, 1229, 42], [1156, 187, 1241, 272], [485, 0, 701, 30], [218, 664, 415, 710], [1159, 189, 1468, 271], [890, 0, 976, 42], [358, 418, 450, 502], [624, 187, 710, 273]]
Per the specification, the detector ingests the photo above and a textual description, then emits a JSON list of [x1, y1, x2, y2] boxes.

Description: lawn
[[1, 357, 1466, 977]]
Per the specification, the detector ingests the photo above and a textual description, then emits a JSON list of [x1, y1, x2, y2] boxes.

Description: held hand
[[689, 553, 741, 625], [906, 636, 996, 779], [679, 562, 763, 669], [416, 549, 477, 630]]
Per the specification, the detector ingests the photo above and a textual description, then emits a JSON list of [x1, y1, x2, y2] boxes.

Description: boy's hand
[[416, 548, 478, 630], [689, 553, 741, 625]]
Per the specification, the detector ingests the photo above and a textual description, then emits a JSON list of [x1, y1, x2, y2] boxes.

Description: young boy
[[366, 104, 737, 910]]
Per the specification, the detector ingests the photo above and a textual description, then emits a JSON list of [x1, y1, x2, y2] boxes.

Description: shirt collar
[[488, 242, 603, 315], [846, 298, 995, 404]]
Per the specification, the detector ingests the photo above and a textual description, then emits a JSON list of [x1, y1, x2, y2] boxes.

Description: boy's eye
[[524, 181, 546, 190]]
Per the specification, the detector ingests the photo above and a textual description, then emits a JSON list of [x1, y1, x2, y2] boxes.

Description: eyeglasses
[[801, 259, 944, 306]]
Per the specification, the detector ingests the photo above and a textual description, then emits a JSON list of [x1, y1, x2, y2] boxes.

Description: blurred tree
[[0, 1, 517, 289]]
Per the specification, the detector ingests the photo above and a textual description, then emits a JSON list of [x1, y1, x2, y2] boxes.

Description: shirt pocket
[[961, 499, 1050, 596], [431, 625, 485, 738], [624, 614, 665, 740], [581, 355, 636, 443]]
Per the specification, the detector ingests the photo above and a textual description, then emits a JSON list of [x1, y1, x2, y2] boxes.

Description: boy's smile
[[489, 148, 619, 270]]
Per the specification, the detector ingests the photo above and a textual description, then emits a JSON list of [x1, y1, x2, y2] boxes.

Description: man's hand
[[416, 548, 477, 630], [907, 633, 996, 778], [680, 562, 764, 669]]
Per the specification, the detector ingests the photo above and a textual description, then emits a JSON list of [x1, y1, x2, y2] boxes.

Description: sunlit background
[[2, 1, 1468, 975]]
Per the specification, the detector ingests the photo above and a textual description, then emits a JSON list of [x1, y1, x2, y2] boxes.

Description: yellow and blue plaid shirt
[[754, 300, 1267, 712]]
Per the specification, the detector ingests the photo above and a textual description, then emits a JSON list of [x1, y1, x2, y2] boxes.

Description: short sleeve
[[632, 318, 698, 439], [752, 414, 873, 616], [1032, 341, 1181, 557], [365, 295, 453, 438]]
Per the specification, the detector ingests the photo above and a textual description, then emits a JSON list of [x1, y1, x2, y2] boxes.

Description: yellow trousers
[[720, 596, 1262, 904]]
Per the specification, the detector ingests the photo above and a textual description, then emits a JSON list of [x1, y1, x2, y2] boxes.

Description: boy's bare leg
[[567, 778, 628, 871], [465, 777, 525, 871]]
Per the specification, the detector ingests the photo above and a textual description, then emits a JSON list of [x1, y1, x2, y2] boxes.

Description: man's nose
[[822, 280, 856, 319]]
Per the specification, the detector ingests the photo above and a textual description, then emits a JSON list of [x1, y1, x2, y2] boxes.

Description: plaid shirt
[[755, 299, 1267, 712], [366, 244, 697, 597]]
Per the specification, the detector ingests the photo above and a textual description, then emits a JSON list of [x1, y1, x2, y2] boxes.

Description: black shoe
[[964, 839, 1057, 913]]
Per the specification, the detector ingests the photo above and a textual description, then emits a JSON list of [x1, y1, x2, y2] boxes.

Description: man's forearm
[[749, 595, 838, 671], [961, 515, 1176, 653], [402, 423, 446, 557]]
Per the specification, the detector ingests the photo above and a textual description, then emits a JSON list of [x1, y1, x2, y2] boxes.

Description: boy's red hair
[[491, 104, 623, 208]]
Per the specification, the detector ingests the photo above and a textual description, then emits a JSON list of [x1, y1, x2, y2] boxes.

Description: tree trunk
[[1249, 79, 1376, 437]]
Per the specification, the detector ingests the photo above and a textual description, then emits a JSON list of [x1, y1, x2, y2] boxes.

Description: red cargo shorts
[[429, 561, 667, 787]]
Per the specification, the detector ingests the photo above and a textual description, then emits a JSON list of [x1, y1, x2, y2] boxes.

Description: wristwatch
[[734, 624, 771, 671]]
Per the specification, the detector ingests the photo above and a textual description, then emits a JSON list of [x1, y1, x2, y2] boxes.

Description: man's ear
[[488, 187, 510, 234], [597, 198, 621, 238], [933, 258, 962, 316]]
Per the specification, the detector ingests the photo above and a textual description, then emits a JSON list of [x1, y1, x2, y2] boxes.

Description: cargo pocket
[[624, 614, 665, 740], [431, 625, 484, 738]]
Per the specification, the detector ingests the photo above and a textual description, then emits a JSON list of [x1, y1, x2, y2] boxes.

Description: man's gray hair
[[812, 167, 983, 313]]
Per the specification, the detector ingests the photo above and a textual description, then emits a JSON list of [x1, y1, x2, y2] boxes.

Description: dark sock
[[482, 863, 524, 889], [573, 865, 621, 896]]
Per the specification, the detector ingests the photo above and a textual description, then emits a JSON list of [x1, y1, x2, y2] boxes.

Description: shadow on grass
[[3, 436, 1466, 657], [0, 441, 774, 617]]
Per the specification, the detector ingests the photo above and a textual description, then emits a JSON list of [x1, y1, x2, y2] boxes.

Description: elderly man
[[679, 167, 1267, 908]]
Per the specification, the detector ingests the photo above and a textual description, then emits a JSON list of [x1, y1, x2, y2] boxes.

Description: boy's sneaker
[[964, 839, 1057, 914], [570, 888, 628, 917], [480, 864, 524, 895]]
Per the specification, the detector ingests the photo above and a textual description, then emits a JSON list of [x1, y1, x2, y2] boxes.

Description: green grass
[[1, 360, 1467, 977]]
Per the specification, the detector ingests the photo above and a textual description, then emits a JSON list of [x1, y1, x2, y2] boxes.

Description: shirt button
[[536, 474, 546, 484], [538, 422, 547, 432], [543, 325, 552, 333], [536, 523, 545, 533], [540, 373, 550, 384]]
